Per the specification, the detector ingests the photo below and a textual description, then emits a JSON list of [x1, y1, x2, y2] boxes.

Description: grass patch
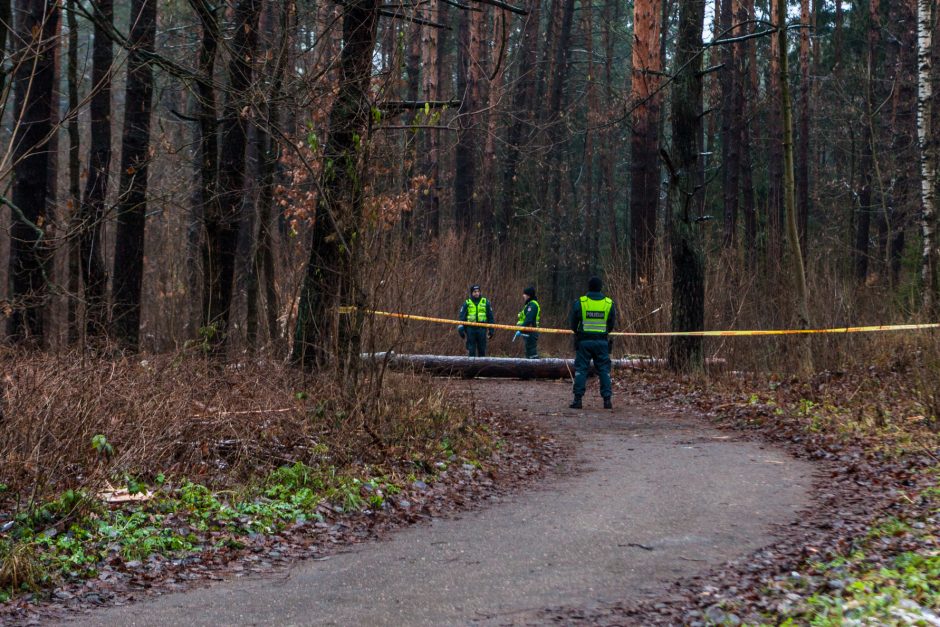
[[0, 460, 447, 600]]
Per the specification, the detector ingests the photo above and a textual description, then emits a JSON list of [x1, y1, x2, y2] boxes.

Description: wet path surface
[[71, 379, 814, 626]]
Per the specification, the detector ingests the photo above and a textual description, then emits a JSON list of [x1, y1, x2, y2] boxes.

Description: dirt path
[[70, 379, 814, 626]]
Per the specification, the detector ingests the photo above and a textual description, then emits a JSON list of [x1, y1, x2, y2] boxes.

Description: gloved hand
[[512, 331, 521, 342], [487, 329, 494, 339], [457, 325, 466, 339], [608, 339, 614, 353]]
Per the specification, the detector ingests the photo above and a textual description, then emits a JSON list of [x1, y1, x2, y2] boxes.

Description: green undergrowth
[[768, 472, 940, 626], [0, 459, 445, 603]]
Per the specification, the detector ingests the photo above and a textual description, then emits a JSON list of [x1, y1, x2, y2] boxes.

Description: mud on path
[[71, 379, 815, 626]]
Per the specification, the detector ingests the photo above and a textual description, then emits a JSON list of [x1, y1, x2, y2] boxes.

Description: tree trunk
[[0, 0, 10, 97], [189, 0, 220, 340], [582, 0, 598, 271], [767, 6, 784, 263], [796, 0, 811, 251], [454, 8, 484, 232], [499, 0, 540, 237], [887, 0, 918, 285], [719, 0, 739, 249], [918, 0, 939, 312], [7, 0, 59, 344], [778, 0, 813, 375], [256, 0, 291, 347], [207, 0, 261, 349], [855, 0, 880, 285], [482, 9, 505, 235], [739, 0, 757, 266], [65, 0, 81, 345], [630, 0, 663, 283], [292, 0, 379, 373], [111, 0, 156, 350], [79, 0, 113, 338], [603, 0, 619, 258], [667, 0, 705, 372], [419, 0, 443, 237]]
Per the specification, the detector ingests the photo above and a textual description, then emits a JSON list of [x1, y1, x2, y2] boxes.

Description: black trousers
[[466, 330, 487, 356]]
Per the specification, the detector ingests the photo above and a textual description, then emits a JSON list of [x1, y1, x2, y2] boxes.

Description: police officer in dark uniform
[[568, 276, 616, 409], [516, 286, 540, 359], [458, 284, 495, 357]]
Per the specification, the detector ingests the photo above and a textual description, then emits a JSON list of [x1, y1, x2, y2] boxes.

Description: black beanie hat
[[469, 284, 481, 294], [588, 276, 603, 292], [523, 286, 536, 298]]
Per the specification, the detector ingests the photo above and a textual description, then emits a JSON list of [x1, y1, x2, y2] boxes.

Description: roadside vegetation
[[0, 347, 502, 605], [612, 333, 940, 625]]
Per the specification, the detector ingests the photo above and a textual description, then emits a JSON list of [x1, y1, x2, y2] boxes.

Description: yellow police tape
[[338, 307, 940, 337]]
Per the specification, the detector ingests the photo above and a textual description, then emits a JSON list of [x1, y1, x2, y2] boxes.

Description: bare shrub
[[0, 347, 471, 505]]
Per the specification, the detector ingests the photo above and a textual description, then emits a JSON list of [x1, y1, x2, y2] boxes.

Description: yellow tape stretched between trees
[[337, 307, 940, 337]]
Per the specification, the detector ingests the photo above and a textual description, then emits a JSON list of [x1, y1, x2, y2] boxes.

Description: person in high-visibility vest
[[515, 286, 540, 359], [568, 276, 617, 409], [457, 284, 495, 357]]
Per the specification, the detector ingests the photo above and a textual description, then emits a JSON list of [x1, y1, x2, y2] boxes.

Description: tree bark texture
[[918, 0, 939, 312], [499, 0, 540, 237], [79, 0, 113, 337], [796, 0, 810, 251], [630, 0, 663, 283], [111, 0, 156, 350], [719, 0, 739, 249], [189, 0, 220, 338], [419, 0, 443, 237], [65, 0, 81, 344], [667, 0, 705, 372], [7, 0, 59, 344], [778, 0, 814, 375], [292, 0, 379, 372], [206, 0, 261, 348]]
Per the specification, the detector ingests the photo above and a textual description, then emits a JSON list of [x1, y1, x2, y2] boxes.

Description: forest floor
[[2, 366, 938, 625]]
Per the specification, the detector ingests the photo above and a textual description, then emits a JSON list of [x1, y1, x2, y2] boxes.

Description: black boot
[[603, 397, 613, 410], [569, 397, 582, 409]]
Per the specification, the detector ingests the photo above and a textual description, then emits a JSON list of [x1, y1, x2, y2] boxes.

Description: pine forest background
[[0, 0, 938, 373]]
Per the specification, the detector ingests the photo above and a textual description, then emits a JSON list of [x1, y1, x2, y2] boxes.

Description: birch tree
[[918, 0, 939, 312]]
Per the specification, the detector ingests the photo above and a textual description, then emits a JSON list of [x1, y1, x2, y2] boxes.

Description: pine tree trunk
[[582, 0, 598, 271], [739, 0, 757, 266], [796, 0, 811, 251], [855, 0, 880, 284], [7, 0, 59, 344], [667, 0, 705, 372], [602, 0, 619, 258], [454, 11, 474, 231], [419, 0, 442, 237], [206, 0, 261, 350], [292, 0, 379, 372], [719, 0, 739, 249], [499, 0, 540, 236], [256, 0, 291, 347], [778, 0, 814, 375], [79, 0, 113, 337], [886, 0, 918, 285], [189, 0, 220, 339], [65, 0, 81, 345], [482, 9, 505, 234], [111, 0, 156, 350], [0, 0, 9, 97], [767, 7, 784, 263], [630, 0, 663, 282]]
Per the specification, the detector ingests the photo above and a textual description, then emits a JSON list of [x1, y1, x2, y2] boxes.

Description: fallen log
[[364, 352, 708, 379]]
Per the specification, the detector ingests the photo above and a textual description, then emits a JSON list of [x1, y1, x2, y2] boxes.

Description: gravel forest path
[[72, 379, 814, 626]]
